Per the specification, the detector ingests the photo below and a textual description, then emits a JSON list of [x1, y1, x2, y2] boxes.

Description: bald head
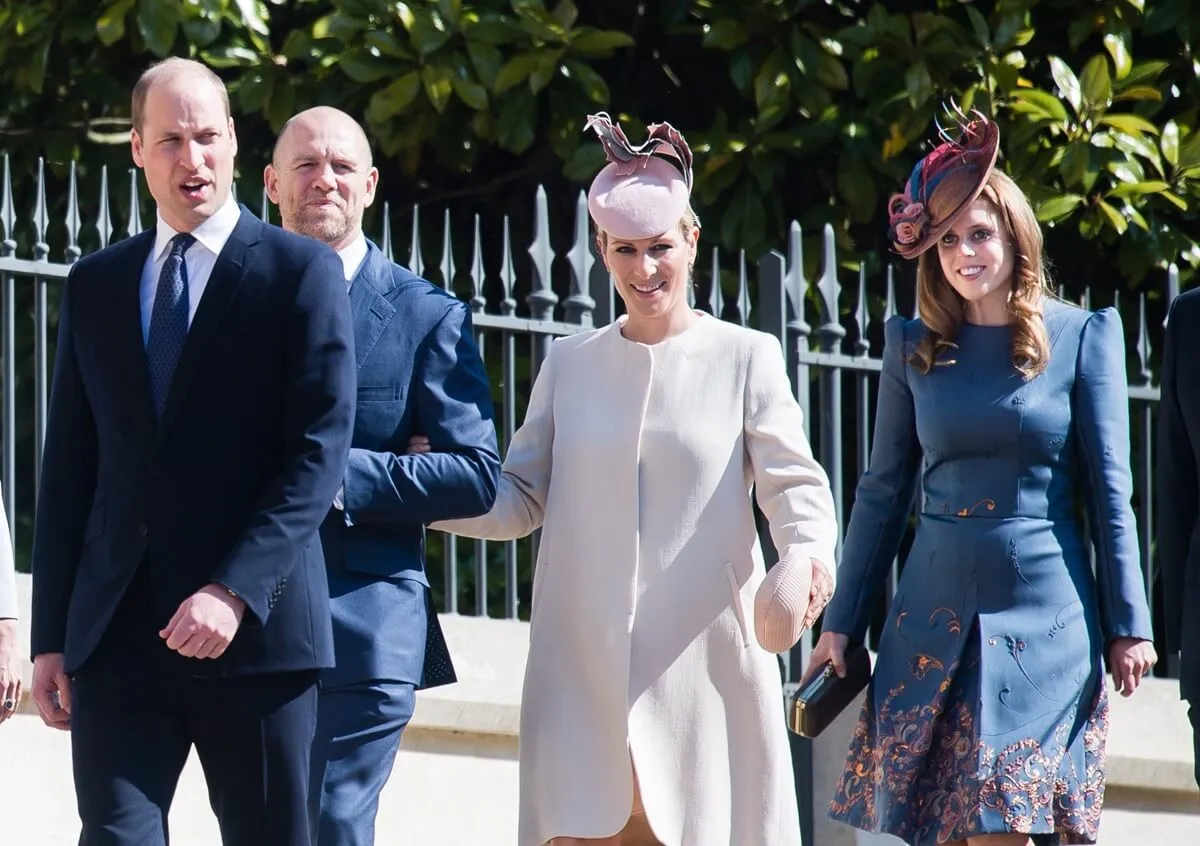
[[132, 58, 229, 135], [265, 106, 379, 252], [274, 107, 372, 169]]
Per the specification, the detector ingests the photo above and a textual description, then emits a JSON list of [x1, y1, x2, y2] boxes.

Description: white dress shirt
[[140, 196, 242, 345], [337, 233, 369, 284]]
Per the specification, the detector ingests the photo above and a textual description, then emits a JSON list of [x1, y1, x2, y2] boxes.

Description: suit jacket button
[[138, 524, 148, 537]]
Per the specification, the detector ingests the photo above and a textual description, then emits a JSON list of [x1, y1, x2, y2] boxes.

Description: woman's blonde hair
[[909, 170, 1052, 379]]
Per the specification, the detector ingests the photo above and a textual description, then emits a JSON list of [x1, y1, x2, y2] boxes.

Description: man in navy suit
[[28, 59, 355, 846], [265, 106, 499, 845], [1158, 289, 1200, 788]]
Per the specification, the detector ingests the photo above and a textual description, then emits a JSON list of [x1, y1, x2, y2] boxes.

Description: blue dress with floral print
[[823, 302, 1154, 845]]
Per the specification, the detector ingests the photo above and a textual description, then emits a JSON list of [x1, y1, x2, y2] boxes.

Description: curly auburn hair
[[909, 169, 1052, 380]]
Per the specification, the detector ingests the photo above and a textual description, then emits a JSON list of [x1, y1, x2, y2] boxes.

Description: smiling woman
[[431, 112, 840, 846], [813, 108, 1158, 846]]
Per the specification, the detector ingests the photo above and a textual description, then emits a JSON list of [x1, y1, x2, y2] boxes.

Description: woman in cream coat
[[432, 114, 839, 846]]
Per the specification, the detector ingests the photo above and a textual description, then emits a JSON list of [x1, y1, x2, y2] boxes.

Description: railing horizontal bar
[[0, 258, 71, 278], [469, 313, 589, 336]]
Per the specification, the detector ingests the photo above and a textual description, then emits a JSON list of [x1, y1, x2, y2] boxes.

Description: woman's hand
[[1108, 637, 1156, 697], [407, 434, 431, 454], [0, 619, 21, 724], [802, 630, 850, 684]]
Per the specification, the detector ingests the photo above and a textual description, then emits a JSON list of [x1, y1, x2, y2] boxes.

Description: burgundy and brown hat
[[584, 112, 695, 241], [887, 105, 1000, 259]]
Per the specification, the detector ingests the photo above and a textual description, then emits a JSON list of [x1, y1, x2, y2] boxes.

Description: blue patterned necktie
[[146, 232, 195, 417]]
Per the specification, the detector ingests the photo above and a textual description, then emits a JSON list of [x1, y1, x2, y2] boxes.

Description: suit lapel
[[111, 231, 159, 432], [348, 244, 396, 370], [156, 209, 261, 440]]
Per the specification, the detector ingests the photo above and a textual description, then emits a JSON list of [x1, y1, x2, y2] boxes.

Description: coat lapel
[[155, 208, 261, 440], [348, 243, 396, 370]]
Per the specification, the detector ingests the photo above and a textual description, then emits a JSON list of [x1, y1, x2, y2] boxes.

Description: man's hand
[[0, 619, 23, 725], [1108, 637, 1157, 697], [160, 584, 246, 659], [30, 653, 71, 730], [407, 434, 431, 455]]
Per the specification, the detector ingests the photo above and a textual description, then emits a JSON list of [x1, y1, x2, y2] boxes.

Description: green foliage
[[1, 0, 1197, 289]]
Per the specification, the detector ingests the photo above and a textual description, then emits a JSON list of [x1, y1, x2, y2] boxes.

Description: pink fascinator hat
[[584, 112, 695, 241], [887, 103, 1000, 259]]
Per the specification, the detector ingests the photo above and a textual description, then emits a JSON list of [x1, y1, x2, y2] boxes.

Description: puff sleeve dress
[[824, 303, 1154, 844]]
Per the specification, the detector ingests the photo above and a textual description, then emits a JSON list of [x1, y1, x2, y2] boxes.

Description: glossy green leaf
[[365, 30, 414, 60], [1079, 55, 1112, 110], [703, 20, 749, 50], [232, 0, 269, 37], [550, 0, 579, 30], [1112, 85, 1163, 103], [451, 73, 489, 110], [467, 41, 503, 91], [529, 50, 563, 93], [137, 0, 181, 57], [1096, 199, 1128, 234], [1117, 60, 1170, 89], [1159, 191, 1189, 211], [1100, 113, 1160, 136], [1107, 180, 1170, 198], [494, 87, 536, 153], [1036, 194, 1084, 222], [339, 48, 394, 83], [462, 14, 521, 46], [1162, 120, 1180, 167], [1103, 32, 1131, 80], [96, 0, 134, 46], [816, 53, 849, 91], [1008, 89, 1069, 123], [965, 6, 990, 46], [905, 63, 932, 108], [367, 71, 421, 122], [421, 64, 454, 113], [1048, 56, 1082, 114], [410, 11, 453, 56], [564, 58, 609, 104], [1178, 132, 1200, 171], [570, 29, 635, 57], [493, 52, 542, 93], [1060, 142, 1090, 188]]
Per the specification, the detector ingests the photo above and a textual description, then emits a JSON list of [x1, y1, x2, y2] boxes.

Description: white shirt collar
[[336, 233, 369, 282], [152, 194, 241, 260]]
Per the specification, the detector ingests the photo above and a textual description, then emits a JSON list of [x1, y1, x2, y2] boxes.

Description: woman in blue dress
[[808, 110, 1158, 846]]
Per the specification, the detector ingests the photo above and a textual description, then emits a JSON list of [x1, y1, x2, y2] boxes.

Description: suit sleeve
[[343, 302, 500, 524], [0, 488, 17, 620], [822, 315, 922, 641], [211, 247, 356, 624], [743, 333, 838, 582], [430, 341, 557, 541], [1158, 296, 1196, 654], [30, 269, 99, 653], [1074, 307, 1153, 642]]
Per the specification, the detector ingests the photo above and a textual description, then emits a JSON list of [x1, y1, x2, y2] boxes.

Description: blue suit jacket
[[320, 243, 499, 689], [30, 207, 356, 676]]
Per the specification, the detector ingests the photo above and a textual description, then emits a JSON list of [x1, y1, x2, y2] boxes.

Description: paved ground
[[0, 712, 520, 845]]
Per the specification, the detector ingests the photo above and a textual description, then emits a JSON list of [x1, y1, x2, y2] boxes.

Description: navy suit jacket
[[30, 207, 356, 677], [320, 243, 499, 689], [1158, 288, 1200, 699]]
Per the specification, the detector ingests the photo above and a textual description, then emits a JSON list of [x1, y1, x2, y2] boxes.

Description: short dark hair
[[131, 58, 230, 135]]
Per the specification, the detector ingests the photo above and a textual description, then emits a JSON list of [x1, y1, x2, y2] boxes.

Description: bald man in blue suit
[[266, 106, 499, 845]]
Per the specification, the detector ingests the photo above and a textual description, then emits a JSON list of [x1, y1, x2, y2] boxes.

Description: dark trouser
[[70, 571, 319, 846], [308, 681, 416, 846]]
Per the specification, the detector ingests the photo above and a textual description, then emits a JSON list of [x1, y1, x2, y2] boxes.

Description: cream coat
[[433, 314, 837, 846]]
